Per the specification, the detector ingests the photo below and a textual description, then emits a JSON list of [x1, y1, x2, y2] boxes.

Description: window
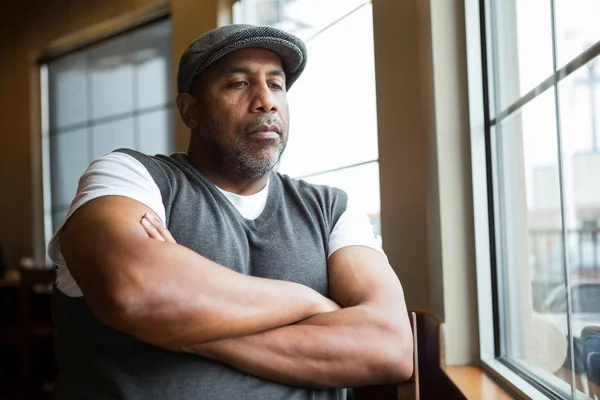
[[233, 0, 381, 241], [476, 0, 600, 398], [41, 20, 174, 247]]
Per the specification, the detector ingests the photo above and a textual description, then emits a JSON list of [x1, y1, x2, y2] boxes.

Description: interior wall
[[429, 0, 478, 365], [0, 0, 163, 269], [373, 0, 434, 315], [170, 0, 232, 151], [373, 0, 478, 365]]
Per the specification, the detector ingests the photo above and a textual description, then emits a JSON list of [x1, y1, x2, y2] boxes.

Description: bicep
[[327, 195, 400, 308], [60, 196, 158, 309], [327, 246, 406, 310]]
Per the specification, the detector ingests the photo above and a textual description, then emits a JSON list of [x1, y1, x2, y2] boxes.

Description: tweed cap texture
[[177, 24, 307, 93]]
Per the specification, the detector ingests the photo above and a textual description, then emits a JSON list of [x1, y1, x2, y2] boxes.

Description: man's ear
[[176, 93, 199, 129]]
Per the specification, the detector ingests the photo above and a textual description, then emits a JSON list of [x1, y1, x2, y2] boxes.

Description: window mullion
[[549, 0, 577, 396]]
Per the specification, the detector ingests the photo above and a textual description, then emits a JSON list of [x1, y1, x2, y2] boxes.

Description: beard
[[196, 116, 287, 180]]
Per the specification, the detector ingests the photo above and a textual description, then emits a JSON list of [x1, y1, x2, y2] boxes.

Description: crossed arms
[[60, 195, 413, 388]]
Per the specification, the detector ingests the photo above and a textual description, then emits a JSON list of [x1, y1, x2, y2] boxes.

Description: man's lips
[[248, 130, 280, 139], [247, 124, 281, 139]]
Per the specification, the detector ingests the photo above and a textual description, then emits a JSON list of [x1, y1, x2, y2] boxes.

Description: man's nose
[[250, 83, 278, 113]]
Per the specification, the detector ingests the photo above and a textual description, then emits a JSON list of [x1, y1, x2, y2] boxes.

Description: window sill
[[442, 365, 517, 400]]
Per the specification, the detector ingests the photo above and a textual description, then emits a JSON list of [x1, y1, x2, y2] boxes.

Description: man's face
[[182, 48, 290, 180]]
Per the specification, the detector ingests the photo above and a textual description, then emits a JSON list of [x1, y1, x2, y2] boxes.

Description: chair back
[[411, 311, 420, 400]]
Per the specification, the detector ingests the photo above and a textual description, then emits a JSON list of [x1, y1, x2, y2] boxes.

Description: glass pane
[[560, 56, 600, 154], [137, 108, 174, 156], [495, 88, 576, 393], [91, 118, 135, 159], [50, 129, 89, 209], [133, 20, 172, 110], [559, 55, 600, 397], [233, 0, 369, 41], [555, 0, 600, 68], [89, 34, 135, 120], [278, 4, 378, 177], [302, 161, 381, 242], [48, 52, 88, 130], [491, 0, 554, 111]]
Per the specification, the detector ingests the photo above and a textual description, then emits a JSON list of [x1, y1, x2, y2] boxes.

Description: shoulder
[[61, 149, 167, 230], [82, 150, 152, 183], [275, 172, 348, 207], [48, 150, 168, 295], [274, 173, 349, 230], [111, 148, 169, 176]]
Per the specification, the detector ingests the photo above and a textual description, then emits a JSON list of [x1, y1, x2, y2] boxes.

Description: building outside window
[[474, 0, 600, 398], [233, 0, 382, 242], [41, 20, 174, 250]]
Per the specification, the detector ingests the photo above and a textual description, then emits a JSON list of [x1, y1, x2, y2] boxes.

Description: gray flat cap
[[177, 24, 307, 93]]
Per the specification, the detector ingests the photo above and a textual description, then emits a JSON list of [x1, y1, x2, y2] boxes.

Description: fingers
[[140, 213, 177, 244], [141, 215, 165, 242], [155, 219, 177, 243]]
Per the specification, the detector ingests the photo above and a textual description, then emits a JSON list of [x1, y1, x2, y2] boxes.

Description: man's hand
[[60, 196, 339, 350], [141, 217, 412, 389], [141, 213, 177, 243]]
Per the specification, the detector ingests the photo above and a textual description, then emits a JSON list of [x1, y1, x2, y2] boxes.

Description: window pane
[[495, 88, 576, 393], [555, 0, 600, 68], [138, 109, 174, 156], [44, 19, 174, 258], [560, 56, 600, 154], [91, 118, 135, 159], [133, 20, 172, 110], [50, 129, 89, 209], [491, 0, 554, 111], [233, 0, 369, 41], [48, 52, 88, 130], [302, 161, 381, 241], [559, 55, 600, 396], [278, 4, 378, 177], [89, 35, 135, 120]]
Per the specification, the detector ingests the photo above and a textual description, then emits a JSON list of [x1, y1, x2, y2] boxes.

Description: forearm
[[118, 242, 338, 348], [188, 304, 413, 388], [61, 198, 337, 349]]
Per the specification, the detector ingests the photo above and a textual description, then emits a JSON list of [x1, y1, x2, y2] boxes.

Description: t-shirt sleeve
[[47, 151, 166, 268], [327, 195, 387, 259]]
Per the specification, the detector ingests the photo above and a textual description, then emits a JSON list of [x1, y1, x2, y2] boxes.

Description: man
[[48, 24, 413, 399]]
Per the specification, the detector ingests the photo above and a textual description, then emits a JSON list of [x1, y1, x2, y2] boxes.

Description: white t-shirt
[[48, 152, 385, 297]]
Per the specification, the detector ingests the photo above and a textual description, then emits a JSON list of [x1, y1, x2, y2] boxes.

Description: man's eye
[[229, 81, 248, 88], [269, 82, 284, 91]]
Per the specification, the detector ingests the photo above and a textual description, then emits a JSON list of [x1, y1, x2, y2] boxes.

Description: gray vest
[[52, 150, 348, 400]]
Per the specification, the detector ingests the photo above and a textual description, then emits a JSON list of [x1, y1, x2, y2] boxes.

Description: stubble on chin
[[229, 139, 286, 180], [195, 118, 287, 180]]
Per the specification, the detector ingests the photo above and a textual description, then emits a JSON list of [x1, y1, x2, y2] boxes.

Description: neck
[[187, 140, 269, 196]]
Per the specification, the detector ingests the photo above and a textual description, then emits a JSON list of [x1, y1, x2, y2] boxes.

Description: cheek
[[209, 100, 239, 127]]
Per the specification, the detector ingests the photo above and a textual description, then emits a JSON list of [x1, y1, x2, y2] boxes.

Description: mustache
[[241, 116, 284, 133]]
